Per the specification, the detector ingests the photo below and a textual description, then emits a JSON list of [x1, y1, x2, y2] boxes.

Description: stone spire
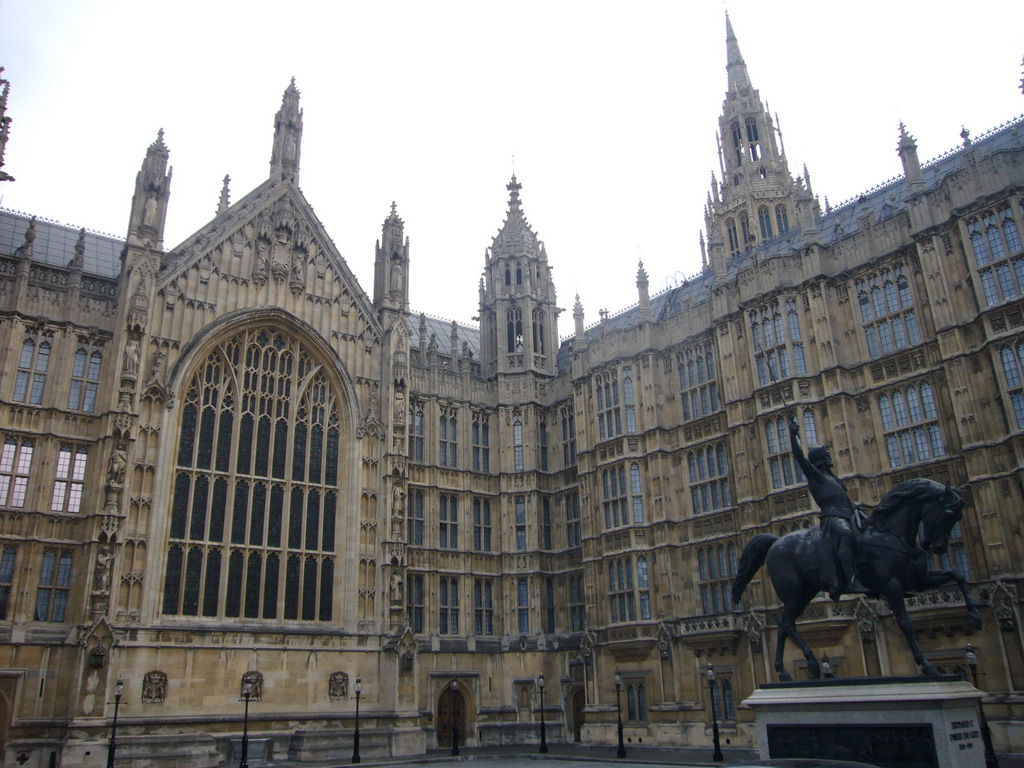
[[127, 129, 172, 248], [373, 201, 410, 312], [573, 294, 585, 340], [637, 260, 652, 322], [269, 78, 303, 184], [217, 174, 231, 215], [725, 13, 752, 95]]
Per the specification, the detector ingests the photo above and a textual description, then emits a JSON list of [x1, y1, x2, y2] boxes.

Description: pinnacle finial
[[507, 175, 522, 208], [391, 200, 397, 216], [725, 12, 751, 93], [217, 174, 231, 215]]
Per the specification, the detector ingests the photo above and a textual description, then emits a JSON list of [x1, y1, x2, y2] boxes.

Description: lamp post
[[966, 643, 1000, 768], [450, 679, 460, 757], [351, 677, 362, 764], [105, 677, 124, 768], [707, 663, 724, 763], [614, 671, 626, 759], [238, 680, 254, 768], [538, 673, 548, 753]]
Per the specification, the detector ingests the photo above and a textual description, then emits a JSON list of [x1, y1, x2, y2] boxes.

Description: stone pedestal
[[743, 676, 986, 768]]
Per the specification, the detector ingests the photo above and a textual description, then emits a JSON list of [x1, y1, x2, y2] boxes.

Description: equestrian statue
[[731, 417, 982, 681]]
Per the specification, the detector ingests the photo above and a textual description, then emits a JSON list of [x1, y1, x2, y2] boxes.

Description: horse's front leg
[[914, 568, 982, 630], [886, 588, 941, 676]]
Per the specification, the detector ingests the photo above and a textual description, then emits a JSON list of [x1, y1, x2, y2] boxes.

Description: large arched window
[[163, 327, 343, 622]]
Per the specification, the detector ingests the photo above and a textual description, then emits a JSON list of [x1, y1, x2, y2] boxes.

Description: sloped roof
[[409, 312, 481, 358], [0, 209, 122, 278]]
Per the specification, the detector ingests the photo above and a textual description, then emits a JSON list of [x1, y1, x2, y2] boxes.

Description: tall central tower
[[705, 15, 817, 274], [478, 177, 559, 380]]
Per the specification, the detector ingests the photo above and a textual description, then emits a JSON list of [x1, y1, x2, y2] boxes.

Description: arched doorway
[[435, 683, 466, 749], [570, 688, 586, 742]]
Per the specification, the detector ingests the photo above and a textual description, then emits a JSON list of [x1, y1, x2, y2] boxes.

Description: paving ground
[[275, 741, 1024, 768]]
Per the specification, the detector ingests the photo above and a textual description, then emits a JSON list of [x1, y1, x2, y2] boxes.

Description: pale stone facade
[[2, 17, 1024, 768]]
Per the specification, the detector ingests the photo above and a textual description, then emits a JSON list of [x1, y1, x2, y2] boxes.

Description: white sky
[[1, 1, 1022, 330]]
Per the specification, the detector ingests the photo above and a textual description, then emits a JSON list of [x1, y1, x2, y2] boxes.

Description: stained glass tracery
[[163, 327, 342, 621]]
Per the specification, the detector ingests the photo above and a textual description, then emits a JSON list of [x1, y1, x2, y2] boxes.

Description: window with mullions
[[775, 205, 790, 235], [626, 680, 648, 722], [698, 543, 738, 615], [758, 206, 773, 240], [515, 496, 527, 550], [967, 205, 1024, 307], [516, 577, 529, 633], [878, 380, 945, 468], [409, 403, 425, 463], [13, 332, 50, 405], [541, 497, 552, 549], [751, 299, 806, 385], [999, 341, 1024, 429], [565, 491, 581, 548], [439, 408, 458, 468], [472, 414, 490, 472], [629, 463, 644, 524], [608, 557, 636, 623], [36, 548, 72, 622], [407, 573, 424, 632], [513, 420, 524, 471], [0, 438, 33, 508], [678, 341, 720, 421], [474, 578, 494, 635], [688, 443, 731, 514], [539, 419, 549, 471], [595, 370, 622, 441], [472, 497, 492, 551], [765, 416, 799, 489], [726, 218, 740, 258], [439, 576, 459, 634], [407, 489, 424, 545], [67, 347, 102, 412], [710, 678, 736, 720], [602, 465, 626, 528], [568, 573, 585, 631], [622, 368, 636, 434], [51, 445, 87, 513], [440, 493, 458, 549], [544, 578, 556, 633], [0, 545, 15, 619], [162, 328, 341, 622], [856, 265, 922, 358], [561, 405, 576, 467]]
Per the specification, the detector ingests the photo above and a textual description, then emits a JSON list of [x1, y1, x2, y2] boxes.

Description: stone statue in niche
[[390, 570, 404, 606], [142, 670, 168, 703], [393, 388, 406, 423], [390, 260, 403, 296], [328, 671, 348, 701], [123, 338, 140, 375], [93, 546, 113, 593], [108, 447, 127, 488]]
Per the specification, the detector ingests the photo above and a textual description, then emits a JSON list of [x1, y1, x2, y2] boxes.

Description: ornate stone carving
[[142, 670, 168, 703], [328, 671, 349, 701], [241, 671, 263, 701]]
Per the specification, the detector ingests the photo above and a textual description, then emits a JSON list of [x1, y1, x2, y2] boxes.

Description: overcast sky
[[2, 1, 1022, 330]]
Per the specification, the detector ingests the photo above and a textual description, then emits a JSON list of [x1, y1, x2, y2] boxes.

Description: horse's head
[[919, 483, 964, 555]]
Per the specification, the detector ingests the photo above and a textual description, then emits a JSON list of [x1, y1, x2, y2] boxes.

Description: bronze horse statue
[[731, 479, 981, 681]]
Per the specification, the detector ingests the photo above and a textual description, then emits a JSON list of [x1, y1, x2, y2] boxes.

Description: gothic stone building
[[2, 18, 1024, 768]]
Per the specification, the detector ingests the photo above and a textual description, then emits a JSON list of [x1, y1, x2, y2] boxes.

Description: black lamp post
[[966, 643, 1000, 768], [351, 676, 362, 764], [239, 680, 253, 768], [707, 663, 724, 763], [450, 679, 460, 757], [538, 673, 548, 753], [614, 671, 626, 758], [105, 677, 124, 768]]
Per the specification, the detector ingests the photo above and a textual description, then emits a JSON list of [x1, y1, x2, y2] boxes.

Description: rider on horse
[[789, 418, 868, 600]]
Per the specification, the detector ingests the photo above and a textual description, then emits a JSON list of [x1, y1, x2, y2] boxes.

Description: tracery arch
[[162, 325, 350, 622]]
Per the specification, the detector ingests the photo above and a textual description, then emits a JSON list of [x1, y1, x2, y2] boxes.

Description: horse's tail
[[732, 533, 778, 606]]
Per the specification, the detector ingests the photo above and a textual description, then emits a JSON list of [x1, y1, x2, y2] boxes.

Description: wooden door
[[435, 685, 466, 748], [571, 688, 586, 742]]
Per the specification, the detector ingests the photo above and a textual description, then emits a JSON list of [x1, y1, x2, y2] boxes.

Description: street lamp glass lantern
[[114, 678, 124, 697], [706, 662, 715, 682], [242, 681, 253, 698], [538, 674, 545, 690], [354, 677, 363, 695], [614, 672, 621, 687], [451, 679, 458, 692]]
